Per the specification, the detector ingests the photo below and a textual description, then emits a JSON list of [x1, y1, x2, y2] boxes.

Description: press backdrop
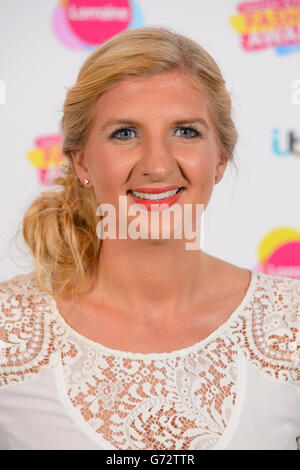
[[1, 0, 300, 282]]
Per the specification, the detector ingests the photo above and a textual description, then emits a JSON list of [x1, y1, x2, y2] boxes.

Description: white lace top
[[0, 270, 299, 450]]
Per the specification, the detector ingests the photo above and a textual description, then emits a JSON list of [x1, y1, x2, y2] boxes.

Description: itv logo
[[272, 129, 300, 157]]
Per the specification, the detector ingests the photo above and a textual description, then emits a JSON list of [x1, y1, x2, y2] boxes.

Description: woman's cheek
[[183, 149, 213, 175]]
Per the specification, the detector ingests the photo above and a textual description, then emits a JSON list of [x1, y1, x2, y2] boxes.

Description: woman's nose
[[138, 136, 175, 180]]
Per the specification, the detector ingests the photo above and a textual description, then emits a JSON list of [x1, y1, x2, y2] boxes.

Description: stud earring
[[84, 178, 90, 185]]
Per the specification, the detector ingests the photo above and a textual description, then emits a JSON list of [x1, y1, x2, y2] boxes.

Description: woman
[[0, 26, 299, 450]]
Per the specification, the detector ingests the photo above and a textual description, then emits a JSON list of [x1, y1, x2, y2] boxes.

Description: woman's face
[[72, 70, 227, 239]]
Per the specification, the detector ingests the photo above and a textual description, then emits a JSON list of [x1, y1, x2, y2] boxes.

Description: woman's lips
[[127, 188, 184, 211]]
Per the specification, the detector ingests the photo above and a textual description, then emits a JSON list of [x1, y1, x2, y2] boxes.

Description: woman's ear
[[71, 151, 90, 182], [216, 152, 228, 178]]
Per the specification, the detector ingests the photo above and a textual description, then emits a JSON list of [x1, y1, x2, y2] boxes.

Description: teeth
[[131, 188, 180, 200]]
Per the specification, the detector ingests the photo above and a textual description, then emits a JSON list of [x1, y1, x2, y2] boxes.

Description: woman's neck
[[84, 238, 216, 321]]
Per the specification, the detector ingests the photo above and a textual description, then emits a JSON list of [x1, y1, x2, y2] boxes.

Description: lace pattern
[[0, 270, 299, 449], [231, 274, 300, 384], [0, 273, 67, 386], [59, 334, 238, 449]]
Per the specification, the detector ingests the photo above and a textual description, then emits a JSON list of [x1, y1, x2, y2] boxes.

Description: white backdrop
[[1, 0, 300, 282]]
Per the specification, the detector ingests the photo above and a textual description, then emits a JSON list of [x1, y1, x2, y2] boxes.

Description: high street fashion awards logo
[[230, 0, 300, 54], [26, 134, 67, 185]]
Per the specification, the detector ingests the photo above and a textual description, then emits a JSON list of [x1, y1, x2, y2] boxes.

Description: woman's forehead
[[101, 70, 204, 97], [93, 71, 210, 119]]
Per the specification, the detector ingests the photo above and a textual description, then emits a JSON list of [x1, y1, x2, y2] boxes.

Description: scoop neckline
[[46, 269, 258, 360]]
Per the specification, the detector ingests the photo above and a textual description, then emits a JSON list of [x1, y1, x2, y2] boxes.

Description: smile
[[131, 188, 181, 200], [127, 187, 185, 211]]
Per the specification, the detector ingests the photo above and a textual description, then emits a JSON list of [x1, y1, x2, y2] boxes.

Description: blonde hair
[[22, 26, 238, 297]]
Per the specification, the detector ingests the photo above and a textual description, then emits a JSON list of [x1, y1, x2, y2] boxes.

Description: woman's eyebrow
[[100, 118, 210, 132]]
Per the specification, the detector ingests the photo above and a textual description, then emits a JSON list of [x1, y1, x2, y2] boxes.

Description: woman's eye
[[175, 126, 202, 138], [109, 127, 136, 140]]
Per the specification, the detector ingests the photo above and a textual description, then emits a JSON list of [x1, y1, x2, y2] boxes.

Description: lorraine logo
[[255, 227, 300, 279], [229, 0, 300, 55], [272, 128, 300, 157], [52, 0, 144, 51], [27, 134, 68, 186]]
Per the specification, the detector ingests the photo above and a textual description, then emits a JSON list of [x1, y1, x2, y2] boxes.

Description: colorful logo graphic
[[27, 134, 67, 186], [256, 227, 300, 279], [230, 0, 300, 54], [272, 128, 300, 157], [52, 0, 144, 50]]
